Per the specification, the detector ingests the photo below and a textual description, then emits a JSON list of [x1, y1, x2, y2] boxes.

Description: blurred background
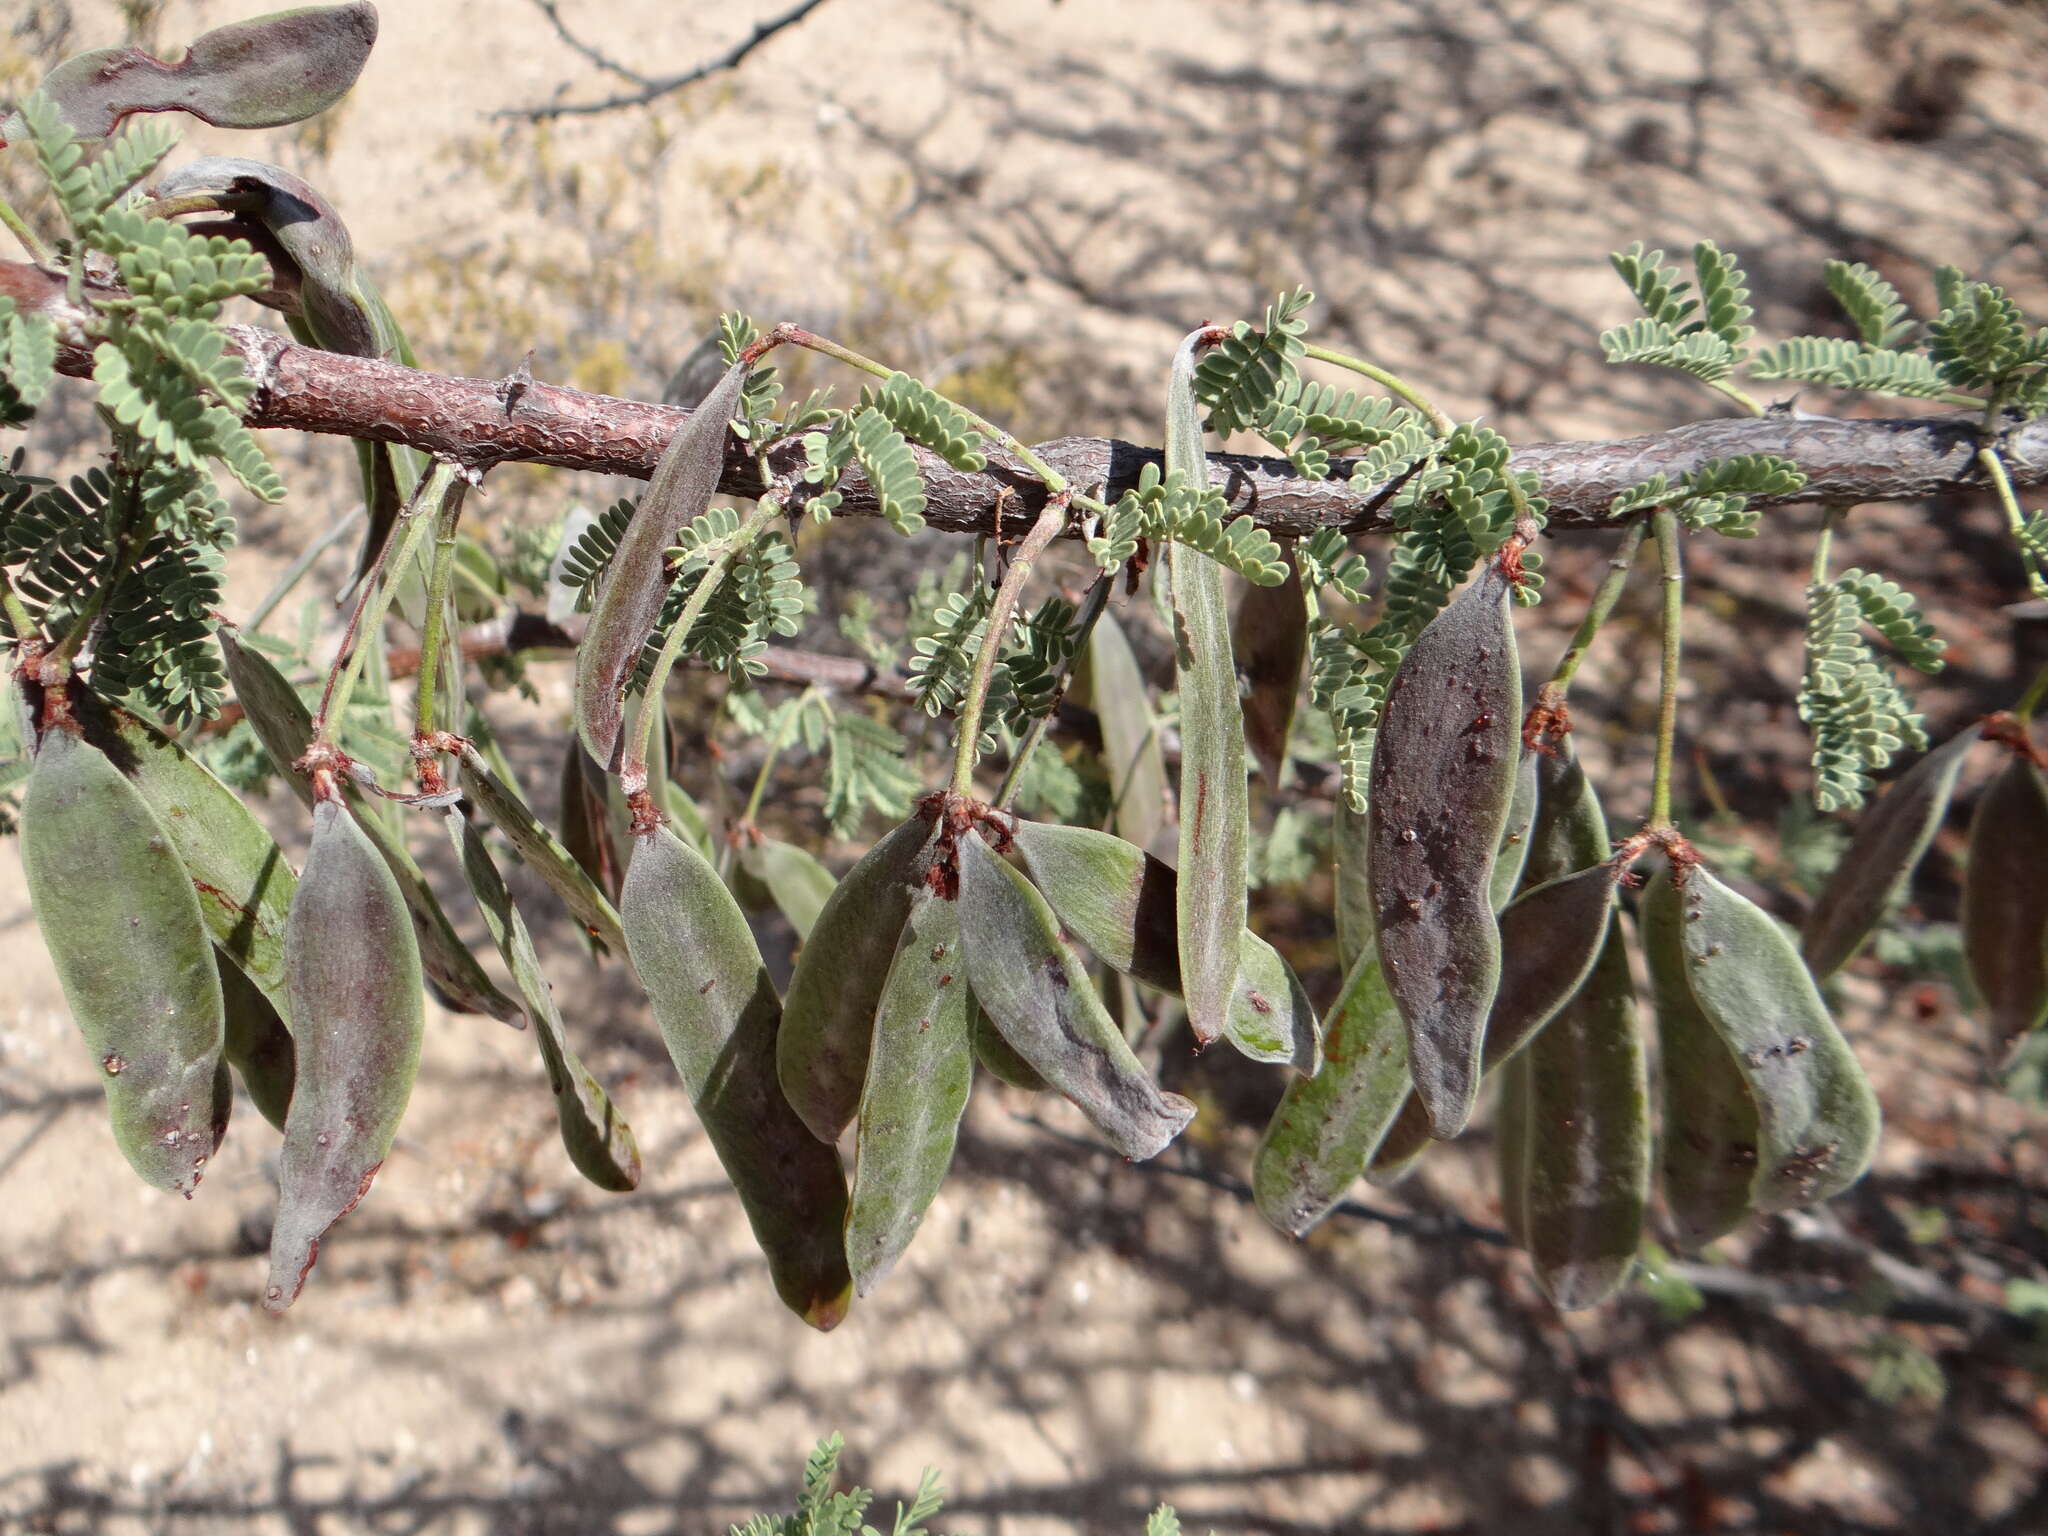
[[4, 1, 2048, 1531]]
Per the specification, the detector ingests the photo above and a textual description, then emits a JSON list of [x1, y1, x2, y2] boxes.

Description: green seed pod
[[1334, 797, 1372, 975], [972, 1002, 1048, 1090], [219, 629, 524, 1025], [622, 824, 853, 1328], [217, 949, 295, 1132], [1369, 864, 1619, 1179], [22, 727, 228, 1196], [1494, 1053, 1532, 1249], [1368, 564, 1522, 1138], [456, 745, 625, 954], [1523, 920, 1648, 1309], [1803, 727, 1978, 980], [956, 828, 1195, 1160], [1524, 739, 1610, 888], [1234, 552, 1306, 786], [779, 815, 939, 1144], [1961, 756, 2048, 1062], [1642, 868, 1761, 1249], [576, 361, 749, 771], [449, 812, 640, 1193], [846, 888, 975, 1295], [739, 835, 839, 944], [1488, 748, 1542, 913], [559, 740, 624, 905], [1252, 938, 1409, 1236], [268, 797, 425, 1310], [1086, 610, 1168, 851], [1008, 819, 1317, 1069], [1166, 329, 1248, 1045]]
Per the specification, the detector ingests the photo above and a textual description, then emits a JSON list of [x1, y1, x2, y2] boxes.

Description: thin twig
[[520, 0, 651, 88]]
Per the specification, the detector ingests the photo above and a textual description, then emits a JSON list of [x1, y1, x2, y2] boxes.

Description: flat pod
[[1086, 610, 1168, 851], [738, 836, 838, 944], [456, 746, 625, 954], [972, 1004, 1048, 1090], [1233, 552, 1307, 786], [1522, 920, 1648, 1309], [1961, 756, 2048, 1062], [558, 739, 624, 906], [268, 797, 425, 1310], [846, 888, 975, 1296], [779, 815, 938, 1144], [1642, 868, 1761, 1248], [1009, 819, 1317, 1069], [1803, 727, 1978, 980], [1252, 937, 1409, 1236], [217, 949, 296, 1132], [21, 728, 227, 1195], [575, 360, 749, 771], [955, 828, 1195, 1161], [1368, 564, 1522, 1138], [448, 812, 640, 1193], [621, 824, 852, 1328], [1488, 748, 1542, 912]]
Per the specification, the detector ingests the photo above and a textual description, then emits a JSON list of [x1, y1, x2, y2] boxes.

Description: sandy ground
[[6, 1, 2048, 1532]]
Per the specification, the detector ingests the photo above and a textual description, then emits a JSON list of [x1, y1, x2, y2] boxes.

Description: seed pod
[[1524, 738, 1609, 886], [268, 797, 425, 1310], [1961, 756, 2048, 1062], [576, 361, 748, 771], [779, 815, 939, 1144], [1803, 727, 1978, 979], [845, 888, 975, 1295], [1494, 1053, 1532, 1249], [1086, 610, 1168, 851], [1369, 864, 1619, 1179], [972, 1002, 1048, 1090], [739, 835, 838, 944], [456, 745, 625, 954], [1166, 329, 1247, 1044], [22, 727, 228, 1196], [219, 629, 524, 1025], [1368, 564, 1522, 1137], [1522, 920, 1648, 1309], [1488, 748, 1541, 912], [559, 740, 624, 905], [1252, 938, 1409, 1236], [1642, 868, 1760, 1248], [217, 949, 295, 1132], [622, 824, 852, 1328], [449, 812, 640, 1192], [956, 828, 1195, 1160], [1234, 551, 1306, 786], [1334, 797, 1372, 975], [1009, 819, 1318, 1069]]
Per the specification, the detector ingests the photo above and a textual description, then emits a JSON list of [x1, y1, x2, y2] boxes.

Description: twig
[[520, 0, 651, 88]]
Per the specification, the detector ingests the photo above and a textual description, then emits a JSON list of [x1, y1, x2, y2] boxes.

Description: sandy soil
[[6, 1, 2048, 1532]]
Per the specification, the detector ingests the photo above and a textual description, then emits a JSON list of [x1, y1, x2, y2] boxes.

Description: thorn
[[499, 351, 537, 417]]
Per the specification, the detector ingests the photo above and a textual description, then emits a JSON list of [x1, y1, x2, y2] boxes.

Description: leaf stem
[[1706, 378, 1766, 417], [0, 565, 37, 644], [741, 686, 815, 827], [1648, 506, 1685, 830], [2014, 661, 2048, 724], [411, 485, 470, 740], [1542, 516, 1647, 699], [1809, 503, 1843, 588], [1301, 343, 1452, 435], [0, 195, 49, 264], [951, 491, 1070, 796], [993, 569, 1114, 809]]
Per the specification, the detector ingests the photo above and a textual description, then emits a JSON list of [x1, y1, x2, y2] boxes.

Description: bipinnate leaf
[[22, 727, 228, 1196], [216, 949, 295, 1132], [1368, 564, 1522, 1137], [846, 888, 975, 1295], [1234, 553, 1307, 786], [1961, 756, 2048, 1062], [1086, 610, 1168, 851], [455, 745, 625, 955], [7, 4, 377, 141], [779, 815, 938, 1144], [268, 796, 424, 1310], [621, 824, 853, 1328], [738, 835, 838, 944], [576, 360, 747, 771], [1166, 328, 1248, 1045], [448, 813, 640, 1193], [1802, 727, 1977, 979], [955, 828, 1195, 1160]]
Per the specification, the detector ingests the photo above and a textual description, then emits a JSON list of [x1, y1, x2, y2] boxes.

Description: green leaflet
[[218, 628, 525, 1025], [1803, 727, 1977, 979], [217, 947, 295, 1132], [1166, 328, 1247, 1045], [779, 815, 939, 1144], [1522, 920, 1648, 1310], [955, 828, 1195, 1160], [622, 824, 853, 1328], [455, 745, 626, 955], [972, 1004, 1048, 1090], [268, 796, 425, 1310], [447, 812, 641, 1193], [1368, 564, 1522, 1137], [575, 360, 748, 771], [846, 888, 975, 1296], [1234, 551, 1306, 785], [1495, 1053, 1532, 1250], [1647, 863, 1881, 1234], [1086, 609, 1168, 851], [1333, 797, 1372, 976], [22, 726, 228, 1196], [1961, 756, 2048, 1062], [1642, 868, 1761, 1249], [1008, 819, 1318, 1070], [1252, 934, 1409, 1236], [739, 835, 839, 944]]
